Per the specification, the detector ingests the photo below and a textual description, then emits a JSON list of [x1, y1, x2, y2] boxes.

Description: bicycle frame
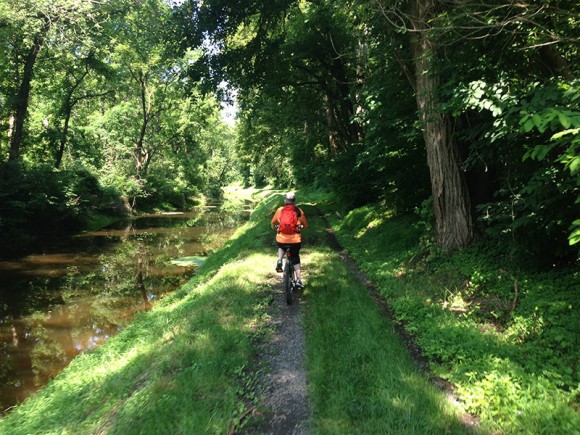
[[282, 248, 296, 305]]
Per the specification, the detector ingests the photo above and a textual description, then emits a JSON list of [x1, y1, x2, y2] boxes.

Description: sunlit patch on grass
[[332, 201, 580, 434]]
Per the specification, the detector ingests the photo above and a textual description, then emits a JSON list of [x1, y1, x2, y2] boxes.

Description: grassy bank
[[326, 202, 579, 433], [0, 189, 278, 434], [299, 202, 468, 433], [0, 189, 472, 434]]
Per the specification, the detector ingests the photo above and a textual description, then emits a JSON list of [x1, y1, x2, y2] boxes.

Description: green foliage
[[0, 162, 126, 255], [445, 76, 579, 264], [519, 80, 580, 247], [332, 203, 580, 433], [0, 0, 241, 238]]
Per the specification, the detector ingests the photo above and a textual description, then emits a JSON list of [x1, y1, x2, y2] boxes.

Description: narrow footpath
[[249, 205, 478, 433], [254, 280, 311, 434]]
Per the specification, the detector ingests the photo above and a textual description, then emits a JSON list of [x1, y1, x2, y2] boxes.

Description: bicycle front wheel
[[283, 262, 292, 305]]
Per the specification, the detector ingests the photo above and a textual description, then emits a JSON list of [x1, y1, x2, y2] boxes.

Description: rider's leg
[[291, 244, 304, 287], [293, 263, 302, 279], [275, 244, 285, 272]]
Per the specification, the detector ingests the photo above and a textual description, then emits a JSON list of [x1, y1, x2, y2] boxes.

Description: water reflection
[[0, 206, 245, 414]]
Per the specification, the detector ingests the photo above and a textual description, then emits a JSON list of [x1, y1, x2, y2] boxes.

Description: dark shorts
[[277, 242, 301, 265]]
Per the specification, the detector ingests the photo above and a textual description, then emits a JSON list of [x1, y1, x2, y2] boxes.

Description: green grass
[[298, 198, 468, 433], [329, 202, 580, 434], [303, 249, 468, 433], [0, 189, 475, 434]]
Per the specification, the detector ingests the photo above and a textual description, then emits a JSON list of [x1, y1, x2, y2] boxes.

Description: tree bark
[[325, 92, 341, 154], [409, 0, 473, 250], [55, 68, 90, 168], [55, 108, 72, 169], [130, 69, 151, 175], [8, 18, 50, 162], [539, 45, 575, 80]]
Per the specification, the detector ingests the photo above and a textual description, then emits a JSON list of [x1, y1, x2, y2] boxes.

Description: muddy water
[[0, 205, 247, 414]]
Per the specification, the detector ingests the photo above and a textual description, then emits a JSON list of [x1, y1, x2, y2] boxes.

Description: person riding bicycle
[[271, 192, 308, 289]]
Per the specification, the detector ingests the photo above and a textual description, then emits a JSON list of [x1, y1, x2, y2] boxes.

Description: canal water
[[0, 204, 247, 414]]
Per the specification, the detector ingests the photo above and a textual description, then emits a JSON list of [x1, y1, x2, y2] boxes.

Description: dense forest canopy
[[0, 0, 238, 252], [0, 0, 578, 263], [175, 0, 578, 260]]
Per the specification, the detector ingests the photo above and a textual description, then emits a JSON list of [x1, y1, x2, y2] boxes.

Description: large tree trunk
[[410, 0, 473, 250], [8, 19, 50, 162]]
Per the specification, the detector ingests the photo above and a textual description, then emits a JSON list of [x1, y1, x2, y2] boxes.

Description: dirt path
[[253, 279, 311, 434], [250, 208, 477, 433]]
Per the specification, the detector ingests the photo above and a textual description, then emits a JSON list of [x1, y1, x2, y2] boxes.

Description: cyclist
[[271, 192, 308, 288]]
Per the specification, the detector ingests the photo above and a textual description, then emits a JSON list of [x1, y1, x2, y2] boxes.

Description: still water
[[0, 205, 246, 414]]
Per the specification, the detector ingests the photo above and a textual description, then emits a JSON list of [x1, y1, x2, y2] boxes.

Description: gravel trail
[[252, 279, 312, 434]]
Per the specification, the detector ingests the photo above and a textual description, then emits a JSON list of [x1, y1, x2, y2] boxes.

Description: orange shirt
[[271, 206, 308, 243]]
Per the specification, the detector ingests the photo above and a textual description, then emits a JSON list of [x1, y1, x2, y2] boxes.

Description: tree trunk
[[8, 18, 50, 162], [55, 108, 72, 168], [409, 0, 473, 250], [134, 71, 151, 175], [325, 92, 341, 154], [330, 55, 362, 145], [55, 67, 90, 168], [539, 45, 575, 80]]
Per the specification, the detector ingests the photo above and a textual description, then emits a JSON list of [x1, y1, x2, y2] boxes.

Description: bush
[[0, 162, 126, 257]]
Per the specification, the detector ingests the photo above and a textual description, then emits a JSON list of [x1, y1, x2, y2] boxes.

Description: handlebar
[[274, 224, 304, 231]]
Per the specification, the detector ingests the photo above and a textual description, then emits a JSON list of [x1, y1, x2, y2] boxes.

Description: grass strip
[[299, 201, 469, 434]]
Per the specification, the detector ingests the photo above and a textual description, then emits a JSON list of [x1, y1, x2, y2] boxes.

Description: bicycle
[[282, 247, 297, 305], [275, 224, 303, 305]]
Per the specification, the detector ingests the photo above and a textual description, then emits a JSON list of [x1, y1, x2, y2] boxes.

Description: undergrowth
[[330, 203, 580, 433]]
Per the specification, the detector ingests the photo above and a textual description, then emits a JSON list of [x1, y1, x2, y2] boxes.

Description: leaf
[[522, 149, 532, 161], [523, 118, 535, 132], [551, 128, 580, 140], [569, 157, 580, 175], [530, 145, 552, 161], [568, 227, 580, 245], [558, 112, 572, 129]]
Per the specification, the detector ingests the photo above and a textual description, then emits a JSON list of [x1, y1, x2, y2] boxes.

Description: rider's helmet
[[284, 192, 296, 204]]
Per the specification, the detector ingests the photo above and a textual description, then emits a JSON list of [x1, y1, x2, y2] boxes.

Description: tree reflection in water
[[0, 205, 245, 414]]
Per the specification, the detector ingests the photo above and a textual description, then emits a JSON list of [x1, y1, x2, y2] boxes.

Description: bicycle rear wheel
[[283, 261, 292, 305]]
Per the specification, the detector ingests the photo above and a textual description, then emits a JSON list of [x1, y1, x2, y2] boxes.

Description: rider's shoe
[[295, 278, 304, 289], [275, 260, 283, 272]]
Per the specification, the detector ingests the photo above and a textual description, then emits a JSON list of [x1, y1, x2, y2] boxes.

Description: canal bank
[[0, 187, 279, 433], [0, 193, 251, 414], [0, 189, 472, 434]]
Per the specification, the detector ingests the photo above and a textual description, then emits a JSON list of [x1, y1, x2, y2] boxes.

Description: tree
[[0, 0, 101, 162], [409, 0, 474, 250], [175, 1, 369, 190]]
